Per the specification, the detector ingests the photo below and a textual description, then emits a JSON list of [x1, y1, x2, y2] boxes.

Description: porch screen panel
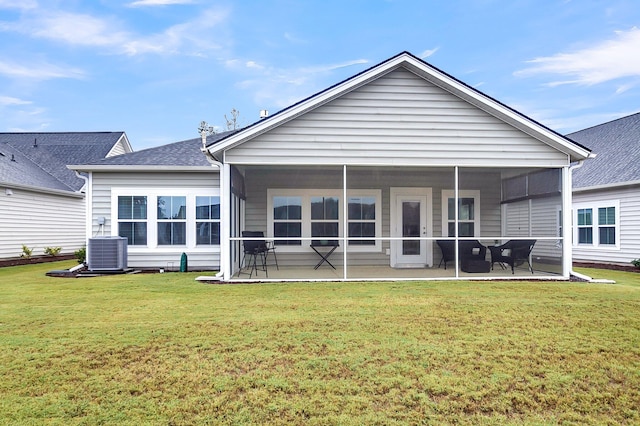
[[530, 195, 563, 274]]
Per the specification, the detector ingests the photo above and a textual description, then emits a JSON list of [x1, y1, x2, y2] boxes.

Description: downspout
[[74, 171, 92, 248], [200, 132, 226, 281], [567, 156, 609, 282]]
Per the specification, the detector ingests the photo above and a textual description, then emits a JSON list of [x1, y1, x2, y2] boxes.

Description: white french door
[[390, 188, 433, 268]]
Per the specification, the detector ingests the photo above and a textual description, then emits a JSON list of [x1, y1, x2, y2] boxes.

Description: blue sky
[[1, 0, 639, 150]]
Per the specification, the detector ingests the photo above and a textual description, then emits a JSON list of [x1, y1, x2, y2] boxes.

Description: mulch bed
[[0, 254, 77, 268], [573, 261, 640, 273]]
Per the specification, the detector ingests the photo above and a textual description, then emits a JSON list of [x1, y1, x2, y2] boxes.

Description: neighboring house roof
[[68, 131, 233, 171], [208, 51, 591, 163], [568, 112, 640, 190], [0, 132, 129, 193]]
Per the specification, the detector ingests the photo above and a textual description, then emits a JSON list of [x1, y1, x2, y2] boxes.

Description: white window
[[157, 196, 186, 245], [117, 196, 147, 245], [573, 201, 619, 248], [112, 189, 220, 250], [441, 190, 481, 237], [267, 189, 381, 252], [196, 196, 220, 245], [348, 196, 377, 246], [273, 196, 302, 246]]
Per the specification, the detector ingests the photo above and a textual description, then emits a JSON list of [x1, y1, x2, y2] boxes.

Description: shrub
[[44, 246, 62, 256], [19, 245, 33, 259], [75, 246, 86, 264], [632, 259, 640, 269]]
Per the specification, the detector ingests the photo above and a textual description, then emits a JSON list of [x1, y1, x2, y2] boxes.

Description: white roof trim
[[208, 52, 591, 162], [67, 165, 218, 172], [574, 179, 640, 193], [1, 182, 84, 198]]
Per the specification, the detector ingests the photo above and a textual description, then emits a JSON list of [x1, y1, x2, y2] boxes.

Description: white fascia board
[[1, 181, 83, 198], [573, 179, 640, 193], [67, 165, 218, 172]]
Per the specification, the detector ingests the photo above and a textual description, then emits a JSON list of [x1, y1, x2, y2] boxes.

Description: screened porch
[[227, 165, 568, 281]]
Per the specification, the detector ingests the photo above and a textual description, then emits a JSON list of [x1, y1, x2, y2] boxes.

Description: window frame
[[117, 195, 148, 246], [573, 201, 620, 249], [157, 195, 187, 246], [111, 188, 220, 251], [441, 190, 481, 237], [195, 195, 221, 246], [267, 188, 382, 253]]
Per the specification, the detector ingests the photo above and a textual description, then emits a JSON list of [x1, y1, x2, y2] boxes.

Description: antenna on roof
[[33, 138, 37, 148], [198, 121, 215, 150]]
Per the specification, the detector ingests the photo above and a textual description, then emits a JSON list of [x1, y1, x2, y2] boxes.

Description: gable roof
[[1, 132, 129, 193], [207, 51, 591, 162], [68, 131, 233, 171], [568, 112, 640, 190]]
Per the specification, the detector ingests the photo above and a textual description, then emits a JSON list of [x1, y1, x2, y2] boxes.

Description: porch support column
[[561, 165, 572, 278], [220, 162, 231, 281], [343, 165, 348, 280], [454, 166, 459, 278]]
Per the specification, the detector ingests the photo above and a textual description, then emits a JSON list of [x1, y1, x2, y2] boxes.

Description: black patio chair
[[437, 240, 487, 271], [436, 240, 455, 269], [240, 231, 269, 278], [489, 240, 536, 274]]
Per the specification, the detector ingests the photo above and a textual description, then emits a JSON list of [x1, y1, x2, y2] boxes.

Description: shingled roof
[[568, 112, 640, 189], [73, 131, 234, 169], [0, 132, 127, 192]]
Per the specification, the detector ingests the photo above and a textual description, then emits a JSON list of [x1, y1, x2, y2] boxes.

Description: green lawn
[[1, 261, 639, 425]]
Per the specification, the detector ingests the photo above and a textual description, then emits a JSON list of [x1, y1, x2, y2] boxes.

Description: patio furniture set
[[436, 239, 536, 274], [240, 231, 535, 278]]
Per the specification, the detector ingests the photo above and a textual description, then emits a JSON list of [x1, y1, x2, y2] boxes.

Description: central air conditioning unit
[[87, 236, 128, 271]]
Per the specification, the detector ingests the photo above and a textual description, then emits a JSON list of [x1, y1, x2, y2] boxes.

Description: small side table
[[310, 241, 339, 270]]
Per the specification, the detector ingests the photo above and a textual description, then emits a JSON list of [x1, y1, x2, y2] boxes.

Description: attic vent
[[87, 237, 128, 271]]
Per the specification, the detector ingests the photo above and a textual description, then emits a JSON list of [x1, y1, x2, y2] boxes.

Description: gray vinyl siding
[[243, 167, 502, 267], [225, 68, 567, 167], [0, 188, 85, 259], [573, 186, 640, 265], [90, 171, 220, 269]]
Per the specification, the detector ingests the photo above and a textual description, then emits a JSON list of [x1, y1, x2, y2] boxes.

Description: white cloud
[[29, 12, 131, 48], [0, 0, 37, 9], [299, 59, 369, 75], [234, 58, 370, 110], [0, 95, 31, 106], [420, 47, 439, 59], [0, 7, 229, 57], [516, 27, 640, 87], [128, 0, 195, 6], [0, 59, 85, 80]]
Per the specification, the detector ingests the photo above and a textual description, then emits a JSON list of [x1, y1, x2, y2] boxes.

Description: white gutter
[[197, 128, 226, 282], [567, 156, 614, 283]]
